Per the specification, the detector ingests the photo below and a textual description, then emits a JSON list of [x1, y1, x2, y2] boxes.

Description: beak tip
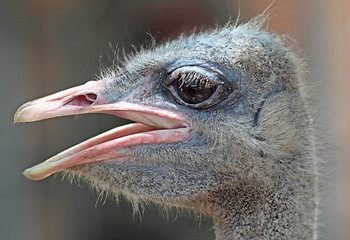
[[14, 103, 44, 123], [14, 110, 23, 123], [23, 169, 33, 180], [23, 168, 42, 181], [14, 102, 31, 123]]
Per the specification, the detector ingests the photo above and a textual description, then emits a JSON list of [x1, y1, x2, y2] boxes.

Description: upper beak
[[14, 80, 108, 123], [14, 80, 190, 180]]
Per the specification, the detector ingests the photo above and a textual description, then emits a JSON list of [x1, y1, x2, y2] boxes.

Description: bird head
[[15, 23, 305, 213]]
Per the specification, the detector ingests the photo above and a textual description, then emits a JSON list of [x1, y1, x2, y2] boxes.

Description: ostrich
[[15, 20, 318, 239]]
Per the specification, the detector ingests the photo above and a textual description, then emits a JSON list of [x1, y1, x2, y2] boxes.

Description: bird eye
[[166, 65, 232, 109], [174, 73, 217, 104]]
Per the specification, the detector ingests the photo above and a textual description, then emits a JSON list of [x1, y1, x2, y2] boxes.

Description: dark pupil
[[176, 78, 217, 104]]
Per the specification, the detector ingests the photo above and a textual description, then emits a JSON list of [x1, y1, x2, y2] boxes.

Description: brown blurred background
[[1, 0, 349, 239]]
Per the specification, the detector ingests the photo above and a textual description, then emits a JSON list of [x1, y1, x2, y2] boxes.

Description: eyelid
[[166, 66, 225, 86]]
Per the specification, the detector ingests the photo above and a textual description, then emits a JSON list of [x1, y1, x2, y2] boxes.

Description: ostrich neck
[[207, 164, 318, 239]]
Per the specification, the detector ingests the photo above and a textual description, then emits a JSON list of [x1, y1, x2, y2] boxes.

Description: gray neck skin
[[202, 165, 318, 239]]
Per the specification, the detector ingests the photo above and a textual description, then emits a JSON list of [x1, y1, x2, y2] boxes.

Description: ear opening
[[253, 100, 265, 127]]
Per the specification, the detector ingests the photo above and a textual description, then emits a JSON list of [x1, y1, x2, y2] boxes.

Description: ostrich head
[[15, 21, 318, 239]]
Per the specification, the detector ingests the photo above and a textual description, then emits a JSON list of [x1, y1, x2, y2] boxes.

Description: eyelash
[[176, 72, 214, 88]]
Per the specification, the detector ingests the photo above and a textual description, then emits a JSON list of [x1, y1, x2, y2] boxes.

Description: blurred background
[[1, 0, 349, 239]]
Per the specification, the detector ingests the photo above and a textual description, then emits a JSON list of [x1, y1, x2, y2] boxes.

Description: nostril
[[85, 93, 97, 102], [64, 93, 98, 107]]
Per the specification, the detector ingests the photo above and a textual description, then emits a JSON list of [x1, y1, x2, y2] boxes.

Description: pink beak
[[14, 80, 190, 180]]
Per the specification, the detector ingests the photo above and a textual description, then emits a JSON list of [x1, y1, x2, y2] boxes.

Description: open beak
[[14, 80, 190, 180]]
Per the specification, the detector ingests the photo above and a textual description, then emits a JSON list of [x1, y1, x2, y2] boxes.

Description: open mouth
[[14, 81, 191, 180]]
